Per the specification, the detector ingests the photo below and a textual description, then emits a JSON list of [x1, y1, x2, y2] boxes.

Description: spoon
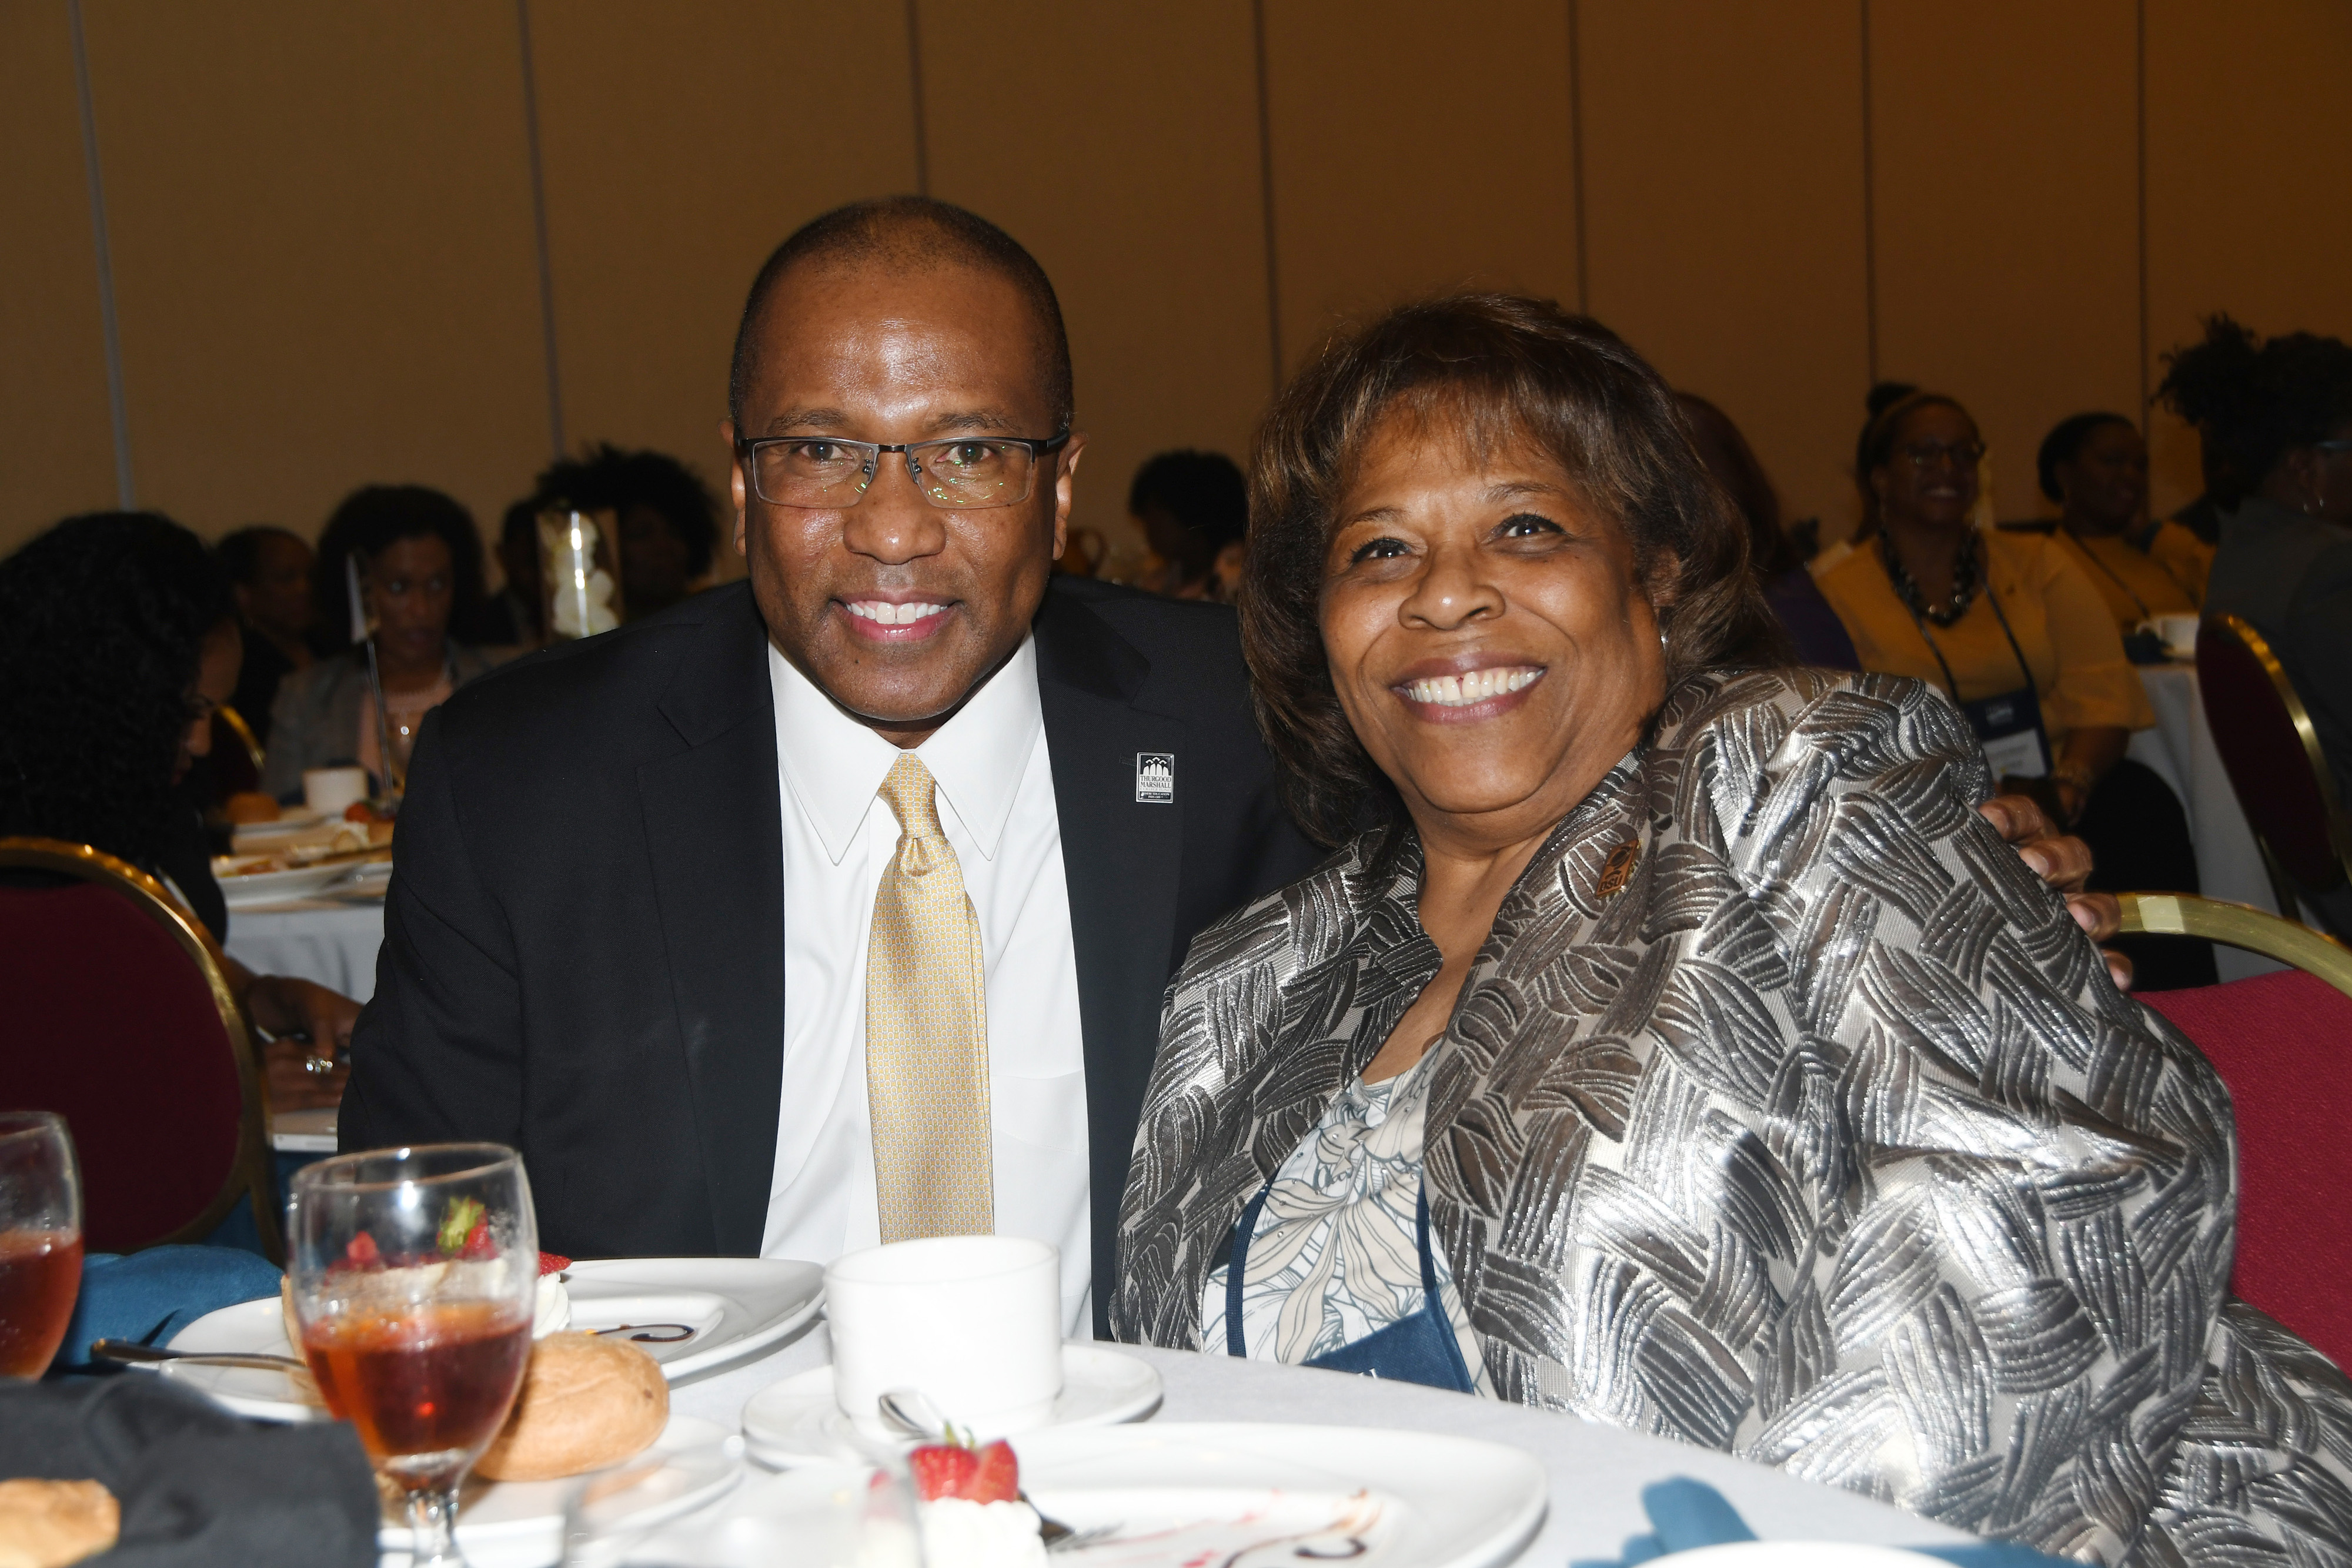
[[877, 1388, 1089, 1551], [92, 1339, 309, 1373]]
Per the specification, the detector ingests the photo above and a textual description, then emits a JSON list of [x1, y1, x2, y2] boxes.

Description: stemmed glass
[[289, 1144, 539, 1568], [0, 1111, 83, 1379]]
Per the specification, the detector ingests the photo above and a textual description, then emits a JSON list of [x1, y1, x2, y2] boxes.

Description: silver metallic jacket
[[1114, 668, 2352, 1565]]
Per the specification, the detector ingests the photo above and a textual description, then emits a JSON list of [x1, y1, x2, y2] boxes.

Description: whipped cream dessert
[[533, 1269, 570, 1338], [918, 1498, 1048, 1568]]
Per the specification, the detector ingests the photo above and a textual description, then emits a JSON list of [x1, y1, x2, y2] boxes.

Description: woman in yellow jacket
[[1817, 385, 2213, 988], [2037, 410, 2213, 630]]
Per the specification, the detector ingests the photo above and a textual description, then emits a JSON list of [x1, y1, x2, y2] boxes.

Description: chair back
[[2143, 970, 2352, 1369], [211, 705, 265, 798], [2119, 892, 2352, 999], [2197, 613, 2352, 897], [0, 837, 282, 1262]]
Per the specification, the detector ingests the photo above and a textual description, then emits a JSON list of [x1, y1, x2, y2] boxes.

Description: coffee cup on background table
[[2142, 614, 2201, 661], [302, 767, 370, 817], [825, 1236, 1063, 1438]]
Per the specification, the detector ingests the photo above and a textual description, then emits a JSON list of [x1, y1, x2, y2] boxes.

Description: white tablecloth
[[647, 1325, 1975, 1564], [2127, 664, 2285, 982], [224, 894, 387, 1001]]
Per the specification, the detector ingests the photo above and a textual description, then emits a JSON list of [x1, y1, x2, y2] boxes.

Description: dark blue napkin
[[50, 1246, 283, 1375], [1571, 1476, 2081, 1568]]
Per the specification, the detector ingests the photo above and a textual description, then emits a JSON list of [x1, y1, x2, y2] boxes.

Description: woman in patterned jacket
[[1112, 294, 2352, 1564]]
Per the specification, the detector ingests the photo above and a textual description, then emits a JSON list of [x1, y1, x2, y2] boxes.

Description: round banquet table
[[642, 1322, 1983, 1566], [223, 892, 387, 1002]]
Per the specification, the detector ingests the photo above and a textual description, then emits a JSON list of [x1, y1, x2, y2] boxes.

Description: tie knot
[[878, 753, 944, 841]]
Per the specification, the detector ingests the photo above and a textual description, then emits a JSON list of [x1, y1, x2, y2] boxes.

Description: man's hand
[[1978, 794, 2132, 989], [243, 975, 362, 1110]]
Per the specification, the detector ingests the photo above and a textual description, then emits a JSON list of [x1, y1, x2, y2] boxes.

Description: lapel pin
[[1135, 752, 1174, 804], [1595, 840, 1641, 898]]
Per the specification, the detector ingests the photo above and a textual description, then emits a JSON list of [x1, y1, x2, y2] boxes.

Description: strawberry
[[908, 1444, 979, 1503], [538, 1252, 570, 1275], [966, 1440, 1020, 1505], [460, 1219, 497, 1260], [344, 1232, 379, 1266]]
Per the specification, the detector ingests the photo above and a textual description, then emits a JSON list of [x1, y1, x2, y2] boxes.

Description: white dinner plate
[[740, 1343, 1164, 1467], [161, 1258, 826, 1422], [1665, 1547, 1942, 1568], [379, 1413, 741, 1568], [706, 1422, 1544, 1568], [215, 858, 368, 907], [228, 809, 328, 847]]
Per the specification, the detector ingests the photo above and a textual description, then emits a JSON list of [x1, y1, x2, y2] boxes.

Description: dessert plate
[[740, 1343, 1162, 1467], [215, 858, 367, 907], [685, 1422, 1544, 1568], [159, 1258, 825, 1422], [378, 1413, 741, 1568]]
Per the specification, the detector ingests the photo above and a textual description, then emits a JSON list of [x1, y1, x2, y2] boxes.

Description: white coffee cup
[[825, 1236, 1063, 1437], [2146, 613, 2200, 660], [302, 766, 370, 817]]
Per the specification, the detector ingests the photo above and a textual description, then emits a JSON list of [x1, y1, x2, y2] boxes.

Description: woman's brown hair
[[1241, 292, 1788, 846]]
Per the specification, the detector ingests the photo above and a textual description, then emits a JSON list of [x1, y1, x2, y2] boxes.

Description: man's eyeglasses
[[2313, 439, 2352, 454], [736, 433, 1071, 510], [1900, 440, 1986, 472]]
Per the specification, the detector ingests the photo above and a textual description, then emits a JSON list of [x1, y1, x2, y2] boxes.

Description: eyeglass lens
[[1904, 442, 1984, 469], [751, 439, 1040, 509]]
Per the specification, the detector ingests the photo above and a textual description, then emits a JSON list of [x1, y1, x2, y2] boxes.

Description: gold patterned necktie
[[866, 752, 994, 1241]]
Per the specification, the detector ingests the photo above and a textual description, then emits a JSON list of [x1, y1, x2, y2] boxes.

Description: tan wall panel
[[1264, 0, 1578, 366], [2143, 0, 2352, 514], [0, 4, 121, 555], [530, 0, 920, 577], [1869, 0, 2141, 525], [920, 0, 1273, 563], [80, 1, 548, 544], [1579, 0, 1870, 540]]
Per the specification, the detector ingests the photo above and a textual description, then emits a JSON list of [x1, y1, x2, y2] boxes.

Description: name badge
[[1960, 685, 2050, 782], [1135, 753, 1174, 803]]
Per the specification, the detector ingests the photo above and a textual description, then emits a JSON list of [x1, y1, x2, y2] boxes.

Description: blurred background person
[[2163, 317, 2352, 930], [529, 443, 722, 623], [2035, 412, 2209, 631], [0, 512, 359, 1104], [479, 499, 546, 649], [266, 484, 501, 800], [213, 525, 316, 750], [1818, 385, 2212, 988], [1676, 391, 1855, 668], [1130, 449, 1249, 601]]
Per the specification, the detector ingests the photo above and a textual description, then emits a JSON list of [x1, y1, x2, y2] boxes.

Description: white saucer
[[740, 1342, 1162, 1467]]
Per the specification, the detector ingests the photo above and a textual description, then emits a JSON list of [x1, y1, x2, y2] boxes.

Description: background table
[[2128, 664, 2285, 982], [649, 1324, 1979, 1565], [224, 893, 387, 1001]]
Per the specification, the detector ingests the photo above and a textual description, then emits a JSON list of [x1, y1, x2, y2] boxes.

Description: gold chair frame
[[2119, 891, 2352, 1002], [216, 703, 266, 777], [0, 835, 284, 1263], [2201, 613, 2352, 912]]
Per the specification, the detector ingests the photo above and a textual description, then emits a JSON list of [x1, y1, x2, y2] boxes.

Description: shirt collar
[[767, 634, 1043, 866]]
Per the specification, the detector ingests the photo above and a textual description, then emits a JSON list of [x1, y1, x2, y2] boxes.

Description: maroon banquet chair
[[2197, 613, 2352, 917], [2126, 894, 2352, 1369], [0, 836, 282, 1263]]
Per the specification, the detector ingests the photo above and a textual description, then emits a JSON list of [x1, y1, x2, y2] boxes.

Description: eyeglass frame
[[734, 430, 1074, 510], [1897, 439, 1987, 472], [2312, 439, 2352, 454]]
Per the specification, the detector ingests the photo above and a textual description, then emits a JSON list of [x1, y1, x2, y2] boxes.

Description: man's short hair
[[727, 196, 1074, 434]]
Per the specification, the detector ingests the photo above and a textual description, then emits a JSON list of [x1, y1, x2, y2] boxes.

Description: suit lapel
[[1033, 587, 1187, 1326], [637, 587, 785, 1256]]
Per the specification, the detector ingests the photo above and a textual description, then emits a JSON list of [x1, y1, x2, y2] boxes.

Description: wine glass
[[0, 1111, 82, 1379], [289, 1143, 539, 1568]]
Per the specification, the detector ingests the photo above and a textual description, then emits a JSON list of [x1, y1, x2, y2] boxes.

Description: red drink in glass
[[305, 1300, 533, 1487], [0, 1228, 82, 1378]]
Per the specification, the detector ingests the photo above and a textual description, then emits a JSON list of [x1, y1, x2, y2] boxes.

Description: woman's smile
[[1392, 660, 1546, 721]]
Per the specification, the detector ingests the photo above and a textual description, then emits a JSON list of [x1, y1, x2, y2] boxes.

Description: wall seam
[[1252, 0, 1284, 389], [2135, 0, 2150, 426], [516, 0, 565, 461], [1858, 0, 1879, 386], [1567, 0, 1589, 315], [906, 0, 930, 196], [68, 0, 134, 510]]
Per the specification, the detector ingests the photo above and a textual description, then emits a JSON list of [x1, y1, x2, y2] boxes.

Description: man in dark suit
[[339, 198, 1320, 1334]]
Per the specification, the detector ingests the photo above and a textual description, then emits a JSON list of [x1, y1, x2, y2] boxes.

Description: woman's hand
[[1978, 794, 2132, 988], [242, 974, 362, 1109]]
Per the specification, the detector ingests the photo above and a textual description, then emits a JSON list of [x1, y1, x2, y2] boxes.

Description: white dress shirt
[[760, 636, 1093, 1333]]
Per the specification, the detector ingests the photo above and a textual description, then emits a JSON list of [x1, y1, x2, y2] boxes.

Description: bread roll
[[0, 1479, 119, 1568], [474, 1332, 667, 1482], [223, 791, 281, 824]]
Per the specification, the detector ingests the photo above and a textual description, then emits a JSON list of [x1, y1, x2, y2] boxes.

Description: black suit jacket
[[339, 577, 1319, 1332]]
